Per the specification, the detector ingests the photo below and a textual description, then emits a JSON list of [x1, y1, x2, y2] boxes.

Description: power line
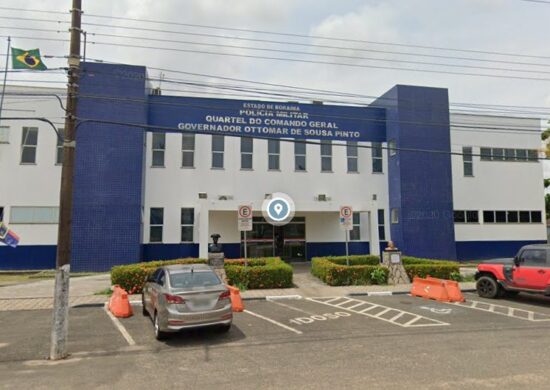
[[73, 22, 550, 69]]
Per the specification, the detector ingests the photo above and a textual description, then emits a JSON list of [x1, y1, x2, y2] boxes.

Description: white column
[[369, 209, 380, 256], [198, 200, 209, 259]]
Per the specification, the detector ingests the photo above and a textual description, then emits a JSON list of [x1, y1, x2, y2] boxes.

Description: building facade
[[0, 63, 546, 271]]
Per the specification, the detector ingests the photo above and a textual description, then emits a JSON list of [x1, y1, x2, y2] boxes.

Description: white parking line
[[269, 300, 317, 316], [103, 303, 136, 346], [307, 297, 449, 328], [243, 309, 303, 335], [450, 299, 550, 322]]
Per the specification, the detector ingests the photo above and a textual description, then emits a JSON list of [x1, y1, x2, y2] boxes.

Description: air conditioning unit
[[217, 195, 233, 201], [198, 192, 207, 199], [151, 87, 162, 96], [264, 193, 272, 199], [316, 194, 328, 201]]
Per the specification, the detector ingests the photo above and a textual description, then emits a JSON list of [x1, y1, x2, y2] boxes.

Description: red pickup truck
[[475, 244, 550, 298]]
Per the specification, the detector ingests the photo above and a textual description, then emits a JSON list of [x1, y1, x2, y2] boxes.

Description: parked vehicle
[[475, 244, 550, 299], [142, 264, 232, 340]]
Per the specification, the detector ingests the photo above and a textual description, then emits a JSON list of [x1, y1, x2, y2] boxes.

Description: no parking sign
[[238, 205, 253, 231], [339, 206, 353, 231]]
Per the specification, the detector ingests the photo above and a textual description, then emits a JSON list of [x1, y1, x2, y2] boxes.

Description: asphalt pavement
[[2, 292, 550, 389]]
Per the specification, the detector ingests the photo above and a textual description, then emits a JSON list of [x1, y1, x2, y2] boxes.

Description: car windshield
[[169, 271, 221, 289]]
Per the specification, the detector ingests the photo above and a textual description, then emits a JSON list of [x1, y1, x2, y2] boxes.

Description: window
[[157, 270, 165, 286], [294, 140, 306, 171], [479, 147, 537, 162], [10, 207, 59, 224], [454, 210, 479, 223], [492, 148, 504, 161], [347, 141, 358, 173], [56, 128, 65, 165], [516, 149, 527, 161], [0, 207, 4, 221], [372, 142, 383, 173], [181, 208, 194, 242], [320, 140, 332, 172], [507, 211, 519, 223], [268, 140, 280, 170], [378, 209, 386, 241], [483, 210, 541, 224], [391, 208, 399, 224], [495, 211, 506, 223], [241, 137, 253, 169], [527, 150, 538, 162], [170, 271, 221, 288], [0, 126, 9, 143], [519, 211, 531, 223], [531, 211, 542, 223], [520, 249, 547, 267], [151, 133, 165, 167], [212, 135, 224, 168], [21, 127, 38, 164], [483, 210, 495, 223], [150, 208, 163, 243], [182, 133, 195, 168], [350, 212, 360, 240], [462, 147, 473, 176], [389, 139, 397, 156], [480, 148, 491, 161]]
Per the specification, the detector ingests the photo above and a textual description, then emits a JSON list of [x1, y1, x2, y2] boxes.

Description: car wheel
[[154, 312, 167, 341], [476, 276, 500, 299], [141, 294, 148, 317]]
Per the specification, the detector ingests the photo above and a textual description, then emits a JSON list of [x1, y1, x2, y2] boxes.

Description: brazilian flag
[[11, 47, 47, 70]]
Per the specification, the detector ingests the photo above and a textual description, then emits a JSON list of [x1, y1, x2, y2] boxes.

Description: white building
[[0, 63, 546, 271]]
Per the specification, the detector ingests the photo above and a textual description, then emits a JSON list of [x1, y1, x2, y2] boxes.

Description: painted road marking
[[243, 309, 303, 335], [269, 299, 317, 316], [266, 295, 302, 301], [450, 299, 550, 322], [307, 297, 450, 328], [103, 303, 136, 346]]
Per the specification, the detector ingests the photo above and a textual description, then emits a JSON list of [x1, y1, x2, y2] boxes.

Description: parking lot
[[2, 293, 550, 389]]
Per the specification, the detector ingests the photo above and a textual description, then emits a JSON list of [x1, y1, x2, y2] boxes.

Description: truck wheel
[[477, 276, 500, 299]]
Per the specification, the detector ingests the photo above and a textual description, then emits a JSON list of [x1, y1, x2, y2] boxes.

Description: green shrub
[[225, 257, 293, 289], [311, 257, 388, 286], [111, 258, 207, 294], [311, 255, 460, 286], [110, 257, 292, 293]]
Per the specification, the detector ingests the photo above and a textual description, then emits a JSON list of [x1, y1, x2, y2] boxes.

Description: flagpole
[[0, 36, 11, 127]]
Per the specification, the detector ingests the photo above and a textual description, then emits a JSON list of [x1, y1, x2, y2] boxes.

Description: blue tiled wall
[[372, 85, 456, 260], [71, 63, 148, 272], [0, 246, 56, 270], [456, 240, 547, 260]]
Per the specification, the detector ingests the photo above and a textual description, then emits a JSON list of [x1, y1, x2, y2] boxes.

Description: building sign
[[149, 96, 386, 142]]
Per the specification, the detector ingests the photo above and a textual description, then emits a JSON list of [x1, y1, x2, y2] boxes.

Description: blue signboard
[[148, 96, 387, 142]]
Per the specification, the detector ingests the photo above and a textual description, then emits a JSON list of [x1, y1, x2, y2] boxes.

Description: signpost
[[339, 206, 353, 266], [238, 205, 253, 265]]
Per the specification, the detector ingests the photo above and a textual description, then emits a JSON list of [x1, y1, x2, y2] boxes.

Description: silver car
[[141, 264, 232, 340]]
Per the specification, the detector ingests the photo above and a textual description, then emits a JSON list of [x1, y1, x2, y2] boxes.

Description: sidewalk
[[0, 265, 477, 310]]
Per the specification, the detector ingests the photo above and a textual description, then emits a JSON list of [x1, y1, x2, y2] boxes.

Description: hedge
[[225, 257, 293, 289], [311, 257, 389, 286], [111, 258, 207, 294], [311, 255, 460, 286], [111, 257, 292, 293]]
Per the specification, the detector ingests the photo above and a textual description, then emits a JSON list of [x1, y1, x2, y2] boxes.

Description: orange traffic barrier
[[426, 276, 465, 303], [109, 285, 133, 318], [227, 285, 244, 312], [410, 277, 450, 302]]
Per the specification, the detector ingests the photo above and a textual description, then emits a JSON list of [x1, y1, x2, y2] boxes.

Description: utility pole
[[50, 0, 81, 360]]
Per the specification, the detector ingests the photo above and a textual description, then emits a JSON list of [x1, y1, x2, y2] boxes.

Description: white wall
[[450, 113, 546, 241], [0, 86, 65, 245]]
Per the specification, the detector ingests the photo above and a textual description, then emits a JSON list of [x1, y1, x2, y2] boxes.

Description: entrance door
[[275, 217, 306, 262]]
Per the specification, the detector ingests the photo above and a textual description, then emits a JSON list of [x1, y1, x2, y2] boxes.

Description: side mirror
[[513, 257, 520, 267]]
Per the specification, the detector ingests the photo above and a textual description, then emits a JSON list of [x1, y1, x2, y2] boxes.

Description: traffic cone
[[227, 285, 244, 312], [109, 285, 133, 318]]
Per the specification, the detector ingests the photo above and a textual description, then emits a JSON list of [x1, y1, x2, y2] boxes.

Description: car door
[[512, 249, 548, 290]]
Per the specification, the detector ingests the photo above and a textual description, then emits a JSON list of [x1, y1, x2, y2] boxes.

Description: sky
[[1, 0, 549, 171]]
